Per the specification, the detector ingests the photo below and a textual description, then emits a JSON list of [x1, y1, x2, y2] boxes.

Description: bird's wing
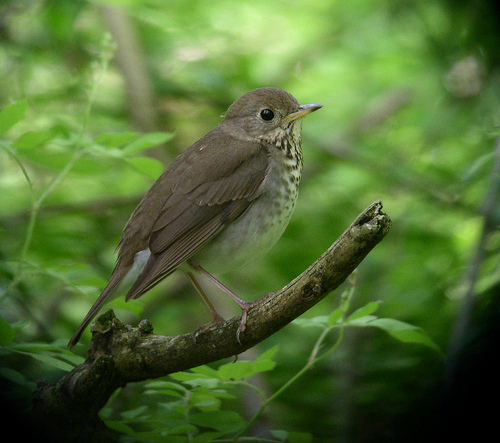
[[125, 130, 269, 300], [67, 131, 268, 348]]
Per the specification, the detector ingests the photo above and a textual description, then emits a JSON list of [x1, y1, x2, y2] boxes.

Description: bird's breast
[[193, 140, 303, 274]]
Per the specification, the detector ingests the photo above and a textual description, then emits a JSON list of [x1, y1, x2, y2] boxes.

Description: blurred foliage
[[1, 0, 499, 441]]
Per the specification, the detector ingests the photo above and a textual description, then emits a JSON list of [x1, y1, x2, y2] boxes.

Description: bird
[[68, 87, 322, 348]]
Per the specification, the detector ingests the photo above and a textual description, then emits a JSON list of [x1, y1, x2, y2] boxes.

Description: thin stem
[[0, 141, 35, 196], [233, 274, 357, 439], [1, 37, 113, 299], [0, 142, 36, 299]]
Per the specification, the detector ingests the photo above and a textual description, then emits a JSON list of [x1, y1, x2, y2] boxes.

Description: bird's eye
[[260, 109, 275, 121]]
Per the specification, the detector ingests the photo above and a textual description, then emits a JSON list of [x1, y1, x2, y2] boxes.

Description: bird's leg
[[186, 271, 225, 324], [187, 261, 273, 343]]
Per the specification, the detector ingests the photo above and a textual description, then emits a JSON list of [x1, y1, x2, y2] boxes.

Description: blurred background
[[1, 0, 499, 441]]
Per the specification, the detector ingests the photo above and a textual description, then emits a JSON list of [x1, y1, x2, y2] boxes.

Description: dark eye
[[260, 109, 275, 121]]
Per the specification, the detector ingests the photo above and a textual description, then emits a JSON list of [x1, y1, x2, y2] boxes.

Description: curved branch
[[32, 200, 391, 441]]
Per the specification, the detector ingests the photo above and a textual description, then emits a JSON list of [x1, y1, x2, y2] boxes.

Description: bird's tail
[[67, 275, 122, 349], [67, 249, 151, 348]]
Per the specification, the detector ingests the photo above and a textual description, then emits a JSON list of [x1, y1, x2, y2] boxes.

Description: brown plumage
[[68, 88, 321, 348]]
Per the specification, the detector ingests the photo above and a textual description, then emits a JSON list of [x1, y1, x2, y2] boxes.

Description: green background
[[1, 0, 499, 441]]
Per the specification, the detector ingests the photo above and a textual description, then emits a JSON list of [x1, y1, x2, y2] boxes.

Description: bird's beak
[[282, 103, 323, 123]]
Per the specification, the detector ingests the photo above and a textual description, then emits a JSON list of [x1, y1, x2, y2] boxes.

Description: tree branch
[[32, 200, 391, 441]]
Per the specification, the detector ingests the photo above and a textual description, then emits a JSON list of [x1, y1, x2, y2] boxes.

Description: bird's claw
[[192, 315, 225, 344]]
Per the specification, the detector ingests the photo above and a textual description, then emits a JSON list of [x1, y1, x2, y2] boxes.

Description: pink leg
[[187, 261, 273, 343], [186, 271, 225, 324]]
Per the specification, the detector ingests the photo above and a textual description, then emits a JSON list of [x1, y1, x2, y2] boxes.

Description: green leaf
[[86, 144, 124, 159], [188, 410, 245, 433], [327, 307, 343, 326], [217, 345, 278, 381], [8, 342, 85, 370], [190, 365, 219, 378], [0, 367, 36, 390], [345, 315, 378, 326], [369, 318, 442, 353], [105, 420, 136, 436], [169, 372, 221, 389], [143, 379, 187, 397], [125, 156, 164, 179], [14, 351, 76, 371], [144, 380, 187, 393], [120, 405, 148, 419], [461, 151, 494, 182], [168, 424, 199, 435], [217, 360, 265, 381], [144, 388, 184, 398], [13, 129, 55, 152], [189, 391, 221, 411], [95, 131, 139, 148], [294, 315, 329, 328], [0, 316, 16, 347], [122, 132, 174, 155], [191, 432, 224, 442], [0, 100, 27, 136], [344, 315, 442, 354], [271, 430, 288, 441], [348, 301, 382, 321]]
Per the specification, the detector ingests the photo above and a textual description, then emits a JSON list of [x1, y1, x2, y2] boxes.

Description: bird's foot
[[192, 313, 225, 343], [235, 292, 275, 345]]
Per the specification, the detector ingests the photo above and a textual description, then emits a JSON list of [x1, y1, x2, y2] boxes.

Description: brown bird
[[68, 87, 322, 348]]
